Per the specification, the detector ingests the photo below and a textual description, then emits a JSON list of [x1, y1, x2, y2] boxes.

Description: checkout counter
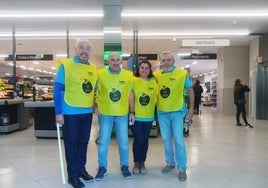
[[0, 99, 33, 133], [24, 100, 60, 138]]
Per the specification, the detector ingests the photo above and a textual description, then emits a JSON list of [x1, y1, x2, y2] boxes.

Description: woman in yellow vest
[[131, 59, 158, 175]]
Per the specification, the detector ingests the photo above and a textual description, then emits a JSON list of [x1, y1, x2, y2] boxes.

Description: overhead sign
[[182, 39, 230, 47], [5, 54, 53, 61], [122, 54, 158, 60], [180, 53, 217, 60]]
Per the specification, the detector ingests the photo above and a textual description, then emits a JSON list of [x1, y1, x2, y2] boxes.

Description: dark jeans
[[194, 96, 201, 112], [236, 104, 248, 124], [130, 120, 152, 163], [63, 113, 93, 178]]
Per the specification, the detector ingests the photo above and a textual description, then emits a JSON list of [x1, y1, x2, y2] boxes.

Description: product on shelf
[[210, 77, 217, 107], [0, 78, 14, 99], [42, 93, 53, 101]]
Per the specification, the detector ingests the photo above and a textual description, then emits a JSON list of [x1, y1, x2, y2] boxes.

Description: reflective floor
[[1, 107, 268, 188]]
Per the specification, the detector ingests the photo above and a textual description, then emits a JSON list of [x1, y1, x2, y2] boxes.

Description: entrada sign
[[182, 39, 230, 47]]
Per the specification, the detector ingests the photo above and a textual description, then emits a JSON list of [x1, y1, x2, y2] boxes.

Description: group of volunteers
[[54, 38, 194, 188]]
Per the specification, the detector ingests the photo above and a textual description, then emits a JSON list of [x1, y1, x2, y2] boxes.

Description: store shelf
[[210, 77, 217, 107]]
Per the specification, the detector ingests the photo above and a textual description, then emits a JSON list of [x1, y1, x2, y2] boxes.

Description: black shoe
[[95, 166, 107, 181], [68, 177, 85, 188], [245, 123, 254, 128], [79, 171, 94, 182], [121, 165, 131, 178], [236, 123, 243, 126]]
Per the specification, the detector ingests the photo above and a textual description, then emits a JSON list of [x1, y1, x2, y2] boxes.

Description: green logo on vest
[[160, 86, 170, 98], [82, 79, 93, 94], [109, 88, 121, 102], [139, 93, 150, 106]]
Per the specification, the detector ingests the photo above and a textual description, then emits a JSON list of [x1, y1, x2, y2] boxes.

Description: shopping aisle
[[1, 107, 268, 188]]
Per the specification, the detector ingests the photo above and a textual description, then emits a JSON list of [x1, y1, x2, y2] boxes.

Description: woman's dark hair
[[134, 59, 154, 79], [233, 78, 242, 92]]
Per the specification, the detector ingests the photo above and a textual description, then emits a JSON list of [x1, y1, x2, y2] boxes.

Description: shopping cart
[[183, 118, 193, 137], [183, 92, 193, 137]]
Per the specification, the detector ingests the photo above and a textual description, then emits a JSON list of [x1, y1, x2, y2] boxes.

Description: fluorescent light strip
[[0, 31, 249, 37], [1, 11, 268, 18], [56, 54, 68, 57], [126, 32, 249, 36], [103, 30, 122, 34], [0, 13, 103, 18], [0, 33, 103, 37], [69, 33, 103, 36], [178, 53, 191, 56], [122, 53, 131, 57], [122, 11, 268, 17]]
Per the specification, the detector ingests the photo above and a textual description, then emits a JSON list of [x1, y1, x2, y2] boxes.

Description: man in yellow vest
[[94, 52, 134, 180], [54, 39, 98, 188], [154, 51, 194, 182]]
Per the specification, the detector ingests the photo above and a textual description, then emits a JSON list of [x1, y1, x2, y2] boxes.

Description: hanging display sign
[[5, 54, 53, 61], [122, 54, 158, 60], [138, 54, 158, 60], [180, 53, 217, 60], [182, 39, 230, 47]]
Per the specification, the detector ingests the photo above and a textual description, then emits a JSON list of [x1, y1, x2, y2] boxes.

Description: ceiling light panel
[[0, 13, 103, 18], [121, 11, 268, 17]]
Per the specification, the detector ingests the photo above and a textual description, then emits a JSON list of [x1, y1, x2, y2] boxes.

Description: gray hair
[[160, 51, 175, 62], [75, 38, 92, 48]]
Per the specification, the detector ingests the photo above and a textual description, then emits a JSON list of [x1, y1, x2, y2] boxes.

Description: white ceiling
[[1, 0, 268, 80]]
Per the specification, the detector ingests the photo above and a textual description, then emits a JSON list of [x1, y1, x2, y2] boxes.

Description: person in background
[[193, 80, 203, 114], [131, 60, 158, 175], [233, 78, 253, 128], [94, 52, 134, 180], [38, 88, 45, 96], [154, 51, 194, 182], [54, 39, 98, 188]]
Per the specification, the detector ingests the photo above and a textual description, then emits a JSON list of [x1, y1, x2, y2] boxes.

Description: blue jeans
[[130, 120, 152, 162], [63, 113, 93, 178], [98, 115, 129, 168], [158, 111, 187, 171]]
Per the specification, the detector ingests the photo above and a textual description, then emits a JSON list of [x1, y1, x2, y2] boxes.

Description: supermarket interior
[[1, 1, 268, 188]]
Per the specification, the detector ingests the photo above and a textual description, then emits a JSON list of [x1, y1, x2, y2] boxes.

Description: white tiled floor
[[1, 107, 268, 188]]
